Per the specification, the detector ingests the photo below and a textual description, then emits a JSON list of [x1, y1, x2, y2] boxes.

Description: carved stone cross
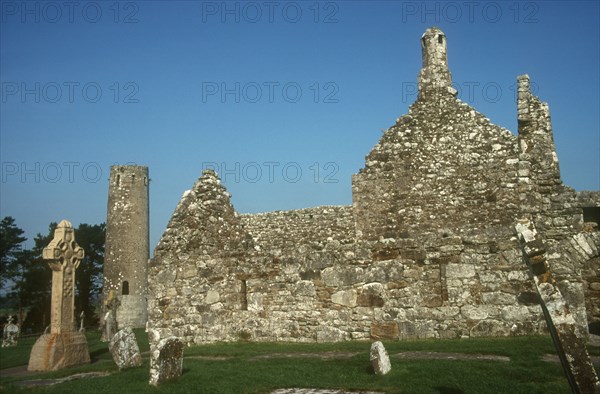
[[42, 220, 84, 334]]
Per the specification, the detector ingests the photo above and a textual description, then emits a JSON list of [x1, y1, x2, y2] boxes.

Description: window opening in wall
[[241, 280, 248, 311], [582, 207, 600, 231], [144, 177, 148, 186], [122, 281, 129, 295], [438, 35, 443, 44], [116, 174, 120, 186]]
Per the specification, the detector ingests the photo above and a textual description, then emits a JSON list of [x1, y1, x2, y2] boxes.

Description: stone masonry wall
[[146, 27, 598, 345], [104, 165, 150, 328]]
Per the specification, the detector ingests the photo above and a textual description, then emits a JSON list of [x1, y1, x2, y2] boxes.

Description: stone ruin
[[28, 220, 91, 371], [134, 27, 600, 346]]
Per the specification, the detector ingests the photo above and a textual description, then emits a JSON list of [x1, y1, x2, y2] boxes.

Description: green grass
[[0, 332, 597, 394]]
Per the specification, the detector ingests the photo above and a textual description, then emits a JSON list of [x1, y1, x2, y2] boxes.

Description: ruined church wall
[[240, 206, 355, 253], [148, 170, 549, 345], [352, 95, 520, 242], [146, 28, 597, 345]]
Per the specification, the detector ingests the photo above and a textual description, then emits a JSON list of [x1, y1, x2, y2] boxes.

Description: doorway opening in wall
[[122, 281, 129, 295]]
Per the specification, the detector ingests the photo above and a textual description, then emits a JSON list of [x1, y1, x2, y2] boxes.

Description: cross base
[[28, 332, 90, 371]]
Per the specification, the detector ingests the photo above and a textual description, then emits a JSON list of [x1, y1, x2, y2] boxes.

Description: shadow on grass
[[434, 386, 465, 394], [90, 347, 110, 361]]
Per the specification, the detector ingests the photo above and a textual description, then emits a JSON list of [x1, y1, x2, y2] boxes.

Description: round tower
[[103, 165, 149, 328], [418, 27, 455, 97]]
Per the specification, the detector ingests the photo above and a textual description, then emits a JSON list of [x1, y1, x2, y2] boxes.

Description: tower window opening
[[122, 281, 129, 295], [132, 174, 135, 183], [438, 35, 443, 44], [241, 280, 248, 311], [144, 177, 148, 186], [116, 174, 120, 186], [583, 207, 600, 230]]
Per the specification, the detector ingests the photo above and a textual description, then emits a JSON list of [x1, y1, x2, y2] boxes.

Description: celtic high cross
[[42, 220, 84, 334]]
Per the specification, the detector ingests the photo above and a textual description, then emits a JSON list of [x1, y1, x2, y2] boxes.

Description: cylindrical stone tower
[[103, 165, 149, 328]]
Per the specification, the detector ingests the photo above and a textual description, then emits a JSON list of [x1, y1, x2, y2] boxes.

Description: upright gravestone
[[101, 290, 120, 342], [149, 336, 184, 385], [109, 327, 142, 370], [28, 220, 91, 371], [370, 341, 391, 375], [2, 315, 19, 347]]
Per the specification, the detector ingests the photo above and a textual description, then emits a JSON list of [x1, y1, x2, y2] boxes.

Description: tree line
[[0, 216, 104, 333]]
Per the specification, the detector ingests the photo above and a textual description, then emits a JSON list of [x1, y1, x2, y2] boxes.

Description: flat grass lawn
[[0, 331, 597, 394]]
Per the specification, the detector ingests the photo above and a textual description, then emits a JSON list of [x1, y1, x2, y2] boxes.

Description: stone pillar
[[28, 220, 90, 371], [516, 219, 599, 394]]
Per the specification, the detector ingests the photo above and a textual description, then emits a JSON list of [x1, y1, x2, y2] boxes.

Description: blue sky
[[1, 0, 599, 251]]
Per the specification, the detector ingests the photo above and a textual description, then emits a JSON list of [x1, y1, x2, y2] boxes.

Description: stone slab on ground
[[15, 372, 111, 387], [394, 351, 510, 362], [109, 327, 142, 370], [272, 390, 384, 394]]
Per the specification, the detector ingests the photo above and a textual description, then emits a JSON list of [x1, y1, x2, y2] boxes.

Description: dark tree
[[15, 223, 55, 331], [73, 223, 106, 327], [0, 216, 27, 289]]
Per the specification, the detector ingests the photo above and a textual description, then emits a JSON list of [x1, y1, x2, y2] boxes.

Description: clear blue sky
[[1, 1, 599, 251]]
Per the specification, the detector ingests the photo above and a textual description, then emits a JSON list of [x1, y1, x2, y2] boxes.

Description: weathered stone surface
[[28, 332, 91, 371], [2, 315, 19, 347], [516, 219, 600, 393], [109, 327, 142, 370], [103, 166, 149, 329], [28, 220, 90, 371], [369, 341, 391, 375], [370, 322, 399, 340], [331, 290, 357, 307], [149, 336, 184, 386], [316, 327, 346, 343], [145, 28, 599, 347]]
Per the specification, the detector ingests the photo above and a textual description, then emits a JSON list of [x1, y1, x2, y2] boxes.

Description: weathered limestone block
[[370, 341, 391, 375], [149, 336, 184, 386], [358, 283, 385, 307], [370, 322, 399, 340], [109, 327, 142, 370], [331, 289, 357, 307], [316, 326, 346, 343]]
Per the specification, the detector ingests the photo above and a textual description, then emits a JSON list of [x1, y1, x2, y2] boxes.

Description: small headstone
[[149, 336, 184, 386], [2, 315, 20, 347], [79, 311, 85, 333], [101, 290, 120, 342], [109, 327, 142, 370], [370, 341, 391, 375]]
